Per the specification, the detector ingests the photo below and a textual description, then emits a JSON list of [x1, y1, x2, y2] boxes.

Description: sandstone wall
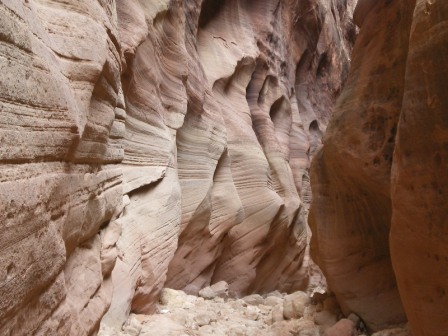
[[390, 1, 448, 335], [0, 0, 355, 334], [310, 0, 448, 334]]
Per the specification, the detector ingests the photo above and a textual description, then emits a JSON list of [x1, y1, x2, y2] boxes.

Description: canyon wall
[[310, 0, 448, 335], [0, 0, 355, 334], [390, 1, 448, 335]]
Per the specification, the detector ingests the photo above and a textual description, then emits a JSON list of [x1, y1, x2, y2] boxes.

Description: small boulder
[[229, 299, 247, 310], [245, 305, 260, 320], [159, 288, 187, 308], [264, 295, 283, 307], [210, 281, 229, 298], [243, 294, 265, 306], [194, 312, 216, 327], [271, 303, 284, 323], [324, 318, 358, 336], [283, 291, 309, 320], [139, 315, 185, 335], [297, 323, 320, 336], [122, 315, 142, 336], [314, 310, 338, 329], [198, 286, 217, 300]]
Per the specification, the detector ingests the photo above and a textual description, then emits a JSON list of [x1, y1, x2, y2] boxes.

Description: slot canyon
[[0, 0, 447, 335]]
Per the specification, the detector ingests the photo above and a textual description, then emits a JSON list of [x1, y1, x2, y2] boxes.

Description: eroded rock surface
[[309, 0, 414, 330], [390, 1, 448, 335], [0, 0, 123, 334], [0, 0, 355, 334], [310, 0, 448, 335]]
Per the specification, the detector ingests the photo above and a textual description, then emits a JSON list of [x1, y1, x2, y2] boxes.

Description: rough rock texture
[[310, 0, 448, 335], [309, 0, 414, 330], [163, 0, 356, 300], [0, 0, 123, 334], [0, 0, 355, 334], [390, 1, 448, 335], [98, 287, 410, 336]]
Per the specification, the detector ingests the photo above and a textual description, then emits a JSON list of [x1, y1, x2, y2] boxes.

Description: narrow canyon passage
[[0, 0, 447, 336]]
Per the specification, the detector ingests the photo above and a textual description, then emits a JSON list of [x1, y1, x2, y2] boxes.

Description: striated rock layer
[[311, 0, 448, 334], [0, 0, 355, 334], [0, 0, 124, 334]]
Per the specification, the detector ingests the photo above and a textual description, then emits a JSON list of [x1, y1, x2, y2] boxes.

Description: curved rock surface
[[390, 1, 448, 335], [3, 0, 448, 335], [310, 0, 414, 330], [311, 0, 448, 335], [0, 0, 355, 334]]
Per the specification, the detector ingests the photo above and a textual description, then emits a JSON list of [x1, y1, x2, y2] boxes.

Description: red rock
[[309, 0, 415, 330], [311, 0, 448, 335], [390, 1, 448, 335]]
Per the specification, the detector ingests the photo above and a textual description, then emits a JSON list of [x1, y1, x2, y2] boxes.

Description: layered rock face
[[310, 0, 448, 334], [0, 0, 355, 334], [0, 0, 124, 334]]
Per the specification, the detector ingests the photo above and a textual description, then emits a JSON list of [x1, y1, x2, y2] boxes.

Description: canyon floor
[[99, 284, 409, 336]]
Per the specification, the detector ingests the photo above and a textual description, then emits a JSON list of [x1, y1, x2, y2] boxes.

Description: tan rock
[[243, 294, 265, 306], [264, 296, 283, 307], [228, 327, 246, 336], [159, 288, 187, 308], [165, 0, 355, 299], [211, 281, 230, 299], [283, 291, 309, 320], [271, 303, 284, 323], [245, 306, 260, 321], [0, 0, 355, 333], [199, 286, 217, 300], [314, 310, 338, 329], [121, 315, 142, 336], [195, 312, 215, 327], [138, 315, 185, 336], [100, 221, 122, 277], [324, 319, 358, 336]]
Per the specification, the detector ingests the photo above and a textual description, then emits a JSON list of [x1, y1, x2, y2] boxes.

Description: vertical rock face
[[0, 0, 355, 334], [0, 0, 123, 334], [311, 0, 448, 335], [391, 1, 448, 335], [309, 0, 415, 330]]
